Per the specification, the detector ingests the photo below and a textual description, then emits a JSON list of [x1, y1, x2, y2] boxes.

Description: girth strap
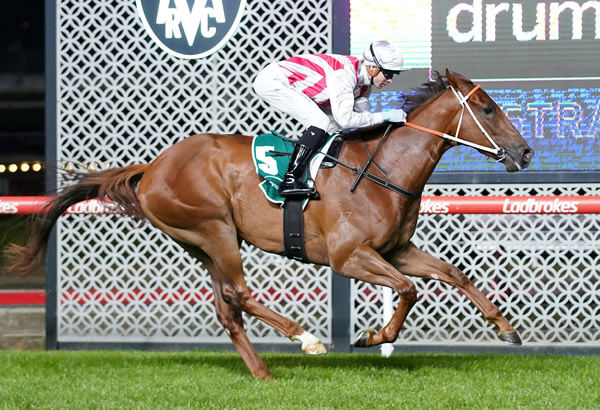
[[283, 199, 307, 262]]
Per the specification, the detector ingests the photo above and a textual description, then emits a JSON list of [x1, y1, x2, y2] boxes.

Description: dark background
[[1, 1, 45, 289], [0, 0, 45, 197]]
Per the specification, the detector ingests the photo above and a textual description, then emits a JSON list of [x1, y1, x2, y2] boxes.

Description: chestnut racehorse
[[7, 70, 533, 379]]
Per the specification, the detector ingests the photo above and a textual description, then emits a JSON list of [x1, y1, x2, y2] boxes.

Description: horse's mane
[[402, 71, 449, 114], [341, 71, 449, 140]]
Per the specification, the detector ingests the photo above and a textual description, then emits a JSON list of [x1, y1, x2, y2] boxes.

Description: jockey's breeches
[[253, 63, 338, 134]]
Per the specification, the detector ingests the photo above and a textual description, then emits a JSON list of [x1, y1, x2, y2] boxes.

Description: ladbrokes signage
[[136, 0, 246, 59], [432, 0, 600, 80]]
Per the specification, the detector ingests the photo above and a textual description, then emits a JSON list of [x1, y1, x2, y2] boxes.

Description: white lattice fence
[[55, 0, 332, 344], [352, 184, 600, 347]]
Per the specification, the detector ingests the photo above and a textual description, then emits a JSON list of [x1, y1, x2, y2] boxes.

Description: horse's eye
[[481, 104, 494, 117]]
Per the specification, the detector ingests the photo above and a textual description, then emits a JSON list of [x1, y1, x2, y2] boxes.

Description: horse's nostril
[[522, 148, 533, 163]]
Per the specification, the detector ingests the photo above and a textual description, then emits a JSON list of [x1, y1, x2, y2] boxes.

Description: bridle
[[404, 84, 507, 162], [319, 83, 508, 199]]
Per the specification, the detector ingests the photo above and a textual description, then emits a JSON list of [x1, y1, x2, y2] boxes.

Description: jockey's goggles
[[370, 44, 401, 80]]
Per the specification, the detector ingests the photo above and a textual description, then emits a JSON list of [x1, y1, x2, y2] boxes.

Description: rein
[[350, 123, 393, 192], [319, 149, 421, 199], [404, 84, 506, 161], [318, 125, 420, 199]]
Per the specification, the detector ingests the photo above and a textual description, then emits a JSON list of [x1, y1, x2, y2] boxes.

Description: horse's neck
[[381, 93, 455, 193]]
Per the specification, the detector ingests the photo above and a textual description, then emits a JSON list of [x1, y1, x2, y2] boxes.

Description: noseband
[[404, 84, 506, 162]]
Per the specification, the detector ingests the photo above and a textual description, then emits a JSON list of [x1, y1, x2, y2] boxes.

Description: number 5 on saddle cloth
[[252, 131, 341, 262], [252, 131, 340, 207]]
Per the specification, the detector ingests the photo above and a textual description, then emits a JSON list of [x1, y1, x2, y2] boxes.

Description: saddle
[[252, 132, 342, 206], [252, 132, 342, 262]]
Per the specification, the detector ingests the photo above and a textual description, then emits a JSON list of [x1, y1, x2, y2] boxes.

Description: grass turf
[[0, 351, 598, 409]]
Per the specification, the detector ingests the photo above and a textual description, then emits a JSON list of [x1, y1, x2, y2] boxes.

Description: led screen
[[350, 0, 600, 174]]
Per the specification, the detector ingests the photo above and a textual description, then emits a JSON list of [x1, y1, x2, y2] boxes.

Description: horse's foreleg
[[388, 242, 521, 345], [331, 244, 417, 348]]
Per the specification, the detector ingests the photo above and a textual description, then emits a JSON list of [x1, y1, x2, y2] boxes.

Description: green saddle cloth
[[251, 132, 336, 206]]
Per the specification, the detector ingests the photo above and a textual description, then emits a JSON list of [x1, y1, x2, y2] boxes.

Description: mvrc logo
[[136, 0, 246, 59]]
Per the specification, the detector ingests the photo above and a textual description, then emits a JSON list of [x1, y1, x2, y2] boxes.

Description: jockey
[[253, 40, 409, 198]]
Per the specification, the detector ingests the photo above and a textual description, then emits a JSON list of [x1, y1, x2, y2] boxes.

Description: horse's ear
[[445, 69, 456, 86], [445, 69, 473, 93]]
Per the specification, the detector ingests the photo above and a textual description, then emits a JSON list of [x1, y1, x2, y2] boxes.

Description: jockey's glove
[[382, 109, 407, 123]]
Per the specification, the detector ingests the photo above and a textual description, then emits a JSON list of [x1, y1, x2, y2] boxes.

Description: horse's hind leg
[[240, 293, 327, 355], [215, 268, 327, 356], [209, 274, 273, 379], [182, 229, 326, 360], [183, 247, 272, 378], [388, 242, 521, 345]]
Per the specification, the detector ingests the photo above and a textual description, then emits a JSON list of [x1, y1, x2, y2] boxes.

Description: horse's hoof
[[303, 340, 327, 355], [498, 331, 522, 346], [291, 332, 327, 355], [353, 329, 376, 348], [256, 372, 274, 380], [252, 368, 274, 380]]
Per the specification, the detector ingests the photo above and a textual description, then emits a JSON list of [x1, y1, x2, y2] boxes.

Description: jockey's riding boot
[[279, 126, 328, 198], [278, 143, 315, 197]]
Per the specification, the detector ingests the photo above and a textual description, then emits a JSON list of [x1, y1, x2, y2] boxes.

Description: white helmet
[[363, 40, 407, 72]]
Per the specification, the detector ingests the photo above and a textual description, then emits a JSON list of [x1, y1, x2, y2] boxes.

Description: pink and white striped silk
[[253, 53, 386, 132], [278, 54, 369, 108]]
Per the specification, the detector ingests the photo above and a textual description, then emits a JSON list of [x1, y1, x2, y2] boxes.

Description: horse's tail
[[5, 164, 150, 277]]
